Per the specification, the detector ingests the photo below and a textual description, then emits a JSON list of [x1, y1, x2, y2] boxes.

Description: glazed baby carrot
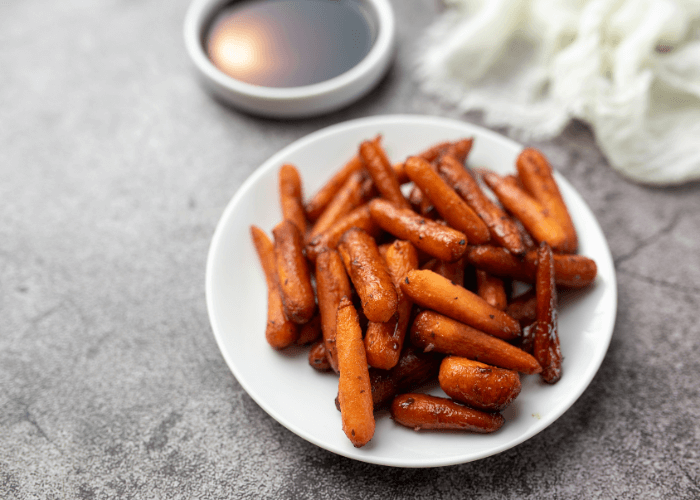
[[296, 313, 321, 345], [517, 148, 578, 253], [336, 297, 375, 447], [273, 220, 316, 324], [401, 269, 521, 341], [533, 242, 562, 384], [359, 139, 411, 210], [315, 249, 352, 372], [407, 184, 435, 217], [439, 155, 526, 254], [404, 156, 490, 244], [476, 270, 507, 311], [306, 172, 373, 244], [482, 170, 568, 252], [416, 140, 452, 163], [439, 138, 474, 164], [465, 245, 598, 288], [368, 198, 468, 262], [439, 356, 521, 412], [304, 155, 364, 222], [369, 346, 442, 410], [424, 257, 466, 288], [466, 245, 597, 288], [338, 228, 398, 323], [308, 340, 332, 372], [410, 310, 541, 374], [305, 204, 381, 262], [522, 251, 597, 288], [364, 239, 419, 370], [391, 393, 504, 433], [250, 225, 299, 349], [506, 288, 537, 328], [278, 164, 308, 235]]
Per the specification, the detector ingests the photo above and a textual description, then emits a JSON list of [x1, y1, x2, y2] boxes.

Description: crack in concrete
[[614, 211, 682, 267], [22, 408, 64, 456]]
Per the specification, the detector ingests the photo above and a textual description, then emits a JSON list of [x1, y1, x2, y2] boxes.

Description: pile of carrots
[[251, 137, 596, 448]]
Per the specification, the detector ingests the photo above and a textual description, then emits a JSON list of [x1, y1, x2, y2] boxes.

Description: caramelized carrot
[[250, 225, 299, 349], [482, 171, 568, 252], [369, 199, 468, 262], [315, 250, 352, 372], [439, 155, 526, 254], [401, 269, 521, 341], [336, 297, 375, 447], [405, 156, 490, 244], [338, 228, 398, 323], [364, 240, 419, 369], [278, 164, 308, 234], [273, 220, 316, 324], [517, 148, 578, 253], [533, 243, 562, 384], [410, 310, 541, 374], [391, 393, 504, 432], [359, 139, 411, 210], [439, 356, 521, 412]]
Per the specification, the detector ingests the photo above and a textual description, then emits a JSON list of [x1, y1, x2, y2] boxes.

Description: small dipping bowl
[[184, 0, 395, 118]]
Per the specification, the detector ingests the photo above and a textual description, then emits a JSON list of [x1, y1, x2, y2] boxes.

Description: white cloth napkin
[[415, 0, 700, 185]]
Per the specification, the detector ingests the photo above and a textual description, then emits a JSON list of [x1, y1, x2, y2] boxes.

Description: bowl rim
[[183, 0, 395, 102]]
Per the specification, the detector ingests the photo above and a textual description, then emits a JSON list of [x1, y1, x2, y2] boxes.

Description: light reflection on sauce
[[206, 0, 375, 88]]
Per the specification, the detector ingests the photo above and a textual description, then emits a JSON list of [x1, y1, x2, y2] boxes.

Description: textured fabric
[[416, 0, 700, 185]]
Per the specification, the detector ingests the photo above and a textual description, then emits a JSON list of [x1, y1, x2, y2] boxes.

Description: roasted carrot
[[405, 156, 490, 244], [439, 155, 526, 254], [426, 258, 466, 288], [533, 243, 562, 384], [359, 139, 411, 210], [482, 170, 568, 252], [466, 245, 597, 288], [439, 356, 521, 412], [304, 155, 364, 222], [438, 356, 521, 411], [368, 198, 468, 262], [391, 393, 504, 432], [364, 240, 419, 370], [476, 270, 507, 311], [522, 251, 597, 288], [336, 297, 375, 447], [506, 288, 538, 328], [250, 225, 299, 349], [517, 148, 578, 253], [296, 313, 321, 345], [307, 172, 374, 244], [369, 346, 442, 410], [439, 138, 474, 165], [273, 220, 316, 325], [315, 249, 352, 373], [305, 204, 381, 262], [338, 228, 398, 323], [401, 269, 521, 341], [308, 340, 332, 372], [410, 310, 541, 374], [278, 164, 308, 235]]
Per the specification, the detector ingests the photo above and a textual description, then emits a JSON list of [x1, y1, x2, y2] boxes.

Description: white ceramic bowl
[[184, 0, 395, 118]]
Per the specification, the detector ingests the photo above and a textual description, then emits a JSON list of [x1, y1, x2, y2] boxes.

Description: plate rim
[[205, 114, 618, 467]]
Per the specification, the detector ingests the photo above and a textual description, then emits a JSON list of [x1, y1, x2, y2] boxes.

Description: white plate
[[205, 115, 617, 467]]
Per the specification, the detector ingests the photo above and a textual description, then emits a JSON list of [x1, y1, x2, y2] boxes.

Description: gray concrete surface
[[1, 0, 699, 498]]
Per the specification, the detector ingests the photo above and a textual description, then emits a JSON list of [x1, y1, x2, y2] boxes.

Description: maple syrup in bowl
[[184, 0, 395, 117]]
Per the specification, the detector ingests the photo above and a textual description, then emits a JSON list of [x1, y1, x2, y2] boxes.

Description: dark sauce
[[206, 0, 376, 88]]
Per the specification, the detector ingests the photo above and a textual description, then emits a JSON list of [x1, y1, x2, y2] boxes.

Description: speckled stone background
[[1, 1, 699, 498]]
